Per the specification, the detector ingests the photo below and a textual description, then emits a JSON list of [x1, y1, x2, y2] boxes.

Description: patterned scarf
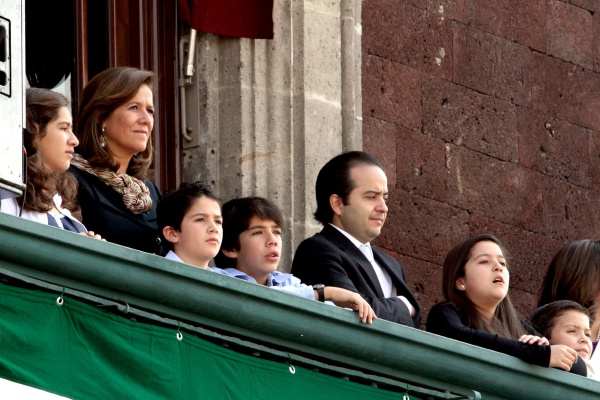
[[71, 154, 152, 214]]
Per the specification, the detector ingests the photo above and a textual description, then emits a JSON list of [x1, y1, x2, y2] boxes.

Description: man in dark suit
[[292, 151, 421, 326]]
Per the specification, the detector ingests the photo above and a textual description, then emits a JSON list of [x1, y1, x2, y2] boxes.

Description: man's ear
[[329, 194, 344, 217], [222, 248, 238, 259], [162, 226, 179, 244]]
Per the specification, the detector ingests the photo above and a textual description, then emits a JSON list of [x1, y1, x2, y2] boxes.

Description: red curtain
[[178, 0, 274, 39]]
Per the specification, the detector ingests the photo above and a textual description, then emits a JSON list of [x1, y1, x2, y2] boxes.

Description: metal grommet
[[403, 383, 411, 400], [56, 288, 66, 306], [176, 321, 183, 341], [287, 353, 295, 374]]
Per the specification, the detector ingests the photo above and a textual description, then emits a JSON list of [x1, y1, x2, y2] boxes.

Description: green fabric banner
[[0, 284, 413, 399]]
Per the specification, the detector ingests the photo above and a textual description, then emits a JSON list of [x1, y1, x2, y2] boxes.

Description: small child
[[213, 196, 376, 324], [157, 181, 223, 269], [531, 300, 596, 379]]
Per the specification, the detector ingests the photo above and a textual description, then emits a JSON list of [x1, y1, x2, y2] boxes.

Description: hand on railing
[[549, 344, 578, 371], [518, 334, 549, 346], [80, 230, 105, 241], [322, 286, 377, 324]]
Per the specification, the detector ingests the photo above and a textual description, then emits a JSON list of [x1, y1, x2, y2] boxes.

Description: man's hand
[[318, 286, 377, 324], [80, 230, 105, 240]]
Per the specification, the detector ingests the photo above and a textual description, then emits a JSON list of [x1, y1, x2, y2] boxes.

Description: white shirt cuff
[[397, 295, 415, 317]]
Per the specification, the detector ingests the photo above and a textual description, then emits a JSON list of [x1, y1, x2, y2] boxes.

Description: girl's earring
[[100, 134, 107, 148]]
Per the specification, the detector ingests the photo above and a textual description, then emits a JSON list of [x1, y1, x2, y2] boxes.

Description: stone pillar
[[182, 0, 362, 271]]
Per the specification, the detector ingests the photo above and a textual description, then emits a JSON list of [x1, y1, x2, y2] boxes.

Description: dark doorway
[[25, 0, 180, 192]]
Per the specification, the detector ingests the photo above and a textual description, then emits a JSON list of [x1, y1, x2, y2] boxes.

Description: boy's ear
[[222, 248, 238, 259], [162, 226, 179, 244]]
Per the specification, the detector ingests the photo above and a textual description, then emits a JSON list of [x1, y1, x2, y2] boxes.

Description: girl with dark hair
[[427, 234, 586, 375], [1, 88, 99, 238], [69, 67, 162, 254]]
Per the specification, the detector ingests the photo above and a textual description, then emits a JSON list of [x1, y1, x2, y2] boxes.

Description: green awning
[[0, 283, 413, 399]]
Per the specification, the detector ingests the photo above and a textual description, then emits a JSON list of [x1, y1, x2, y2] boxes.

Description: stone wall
[[362, 0, 600, 325]]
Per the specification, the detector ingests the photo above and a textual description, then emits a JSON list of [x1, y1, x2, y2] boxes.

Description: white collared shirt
[[329, 223, 415, 316], [1, 194, 87, 233], [329, 224, 396, 297]]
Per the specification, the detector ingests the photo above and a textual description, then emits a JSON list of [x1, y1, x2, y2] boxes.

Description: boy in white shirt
[[158, 181, 223, 269], [157, 184, 375, 324], [213, 196, 376, 323], [531, 300, 597, 379]]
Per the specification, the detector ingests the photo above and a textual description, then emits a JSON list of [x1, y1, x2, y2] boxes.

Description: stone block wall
[[362, 0, 600, 325]]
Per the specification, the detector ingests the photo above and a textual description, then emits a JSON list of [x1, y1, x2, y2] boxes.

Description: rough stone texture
[[405, 0, 474, 25], [474, 0, 547, 52], [341, 0, 363, 151], [530, 52, 600, 131], [567, 0, 600, 13], [362, 116, 398, 186], [394, 128, 448, 202], [518, 106, 591, 187], [376, 187, 470, 265], [511, 291, 540, 321], [363, 54, 422, 130], [595, 10, 600, 73], [445, 145, 544, 233], [363, 0, 453, 79], [547, 0, 595, 70], [453, 24, 531, 105], [588, 130, 600, 192], [540, 177, 600, 241], [423, 77, 518, 163]]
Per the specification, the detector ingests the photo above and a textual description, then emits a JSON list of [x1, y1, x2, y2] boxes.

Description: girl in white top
[[0, 88, 100, 238]]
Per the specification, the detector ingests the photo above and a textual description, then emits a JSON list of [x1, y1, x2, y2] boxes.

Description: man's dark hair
[[313, 151, 383, 225], [157, 181, 220, 251], [214, 197, 284, 269]]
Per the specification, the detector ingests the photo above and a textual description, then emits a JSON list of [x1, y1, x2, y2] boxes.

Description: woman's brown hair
[[24, 88, 79, 213], [76, 67, 156, 179], [442, 234, 526, 339], [538, 240, 600, 316]]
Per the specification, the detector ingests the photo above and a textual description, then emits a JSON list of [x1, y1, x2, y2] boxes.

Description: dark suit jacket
[[292, 224, 421, 326], [69, 166, 162, 254]]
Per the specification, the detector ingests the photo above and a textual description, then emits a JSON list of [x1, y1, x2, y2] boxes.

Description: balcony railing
[[0, 213, 598, 399]]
